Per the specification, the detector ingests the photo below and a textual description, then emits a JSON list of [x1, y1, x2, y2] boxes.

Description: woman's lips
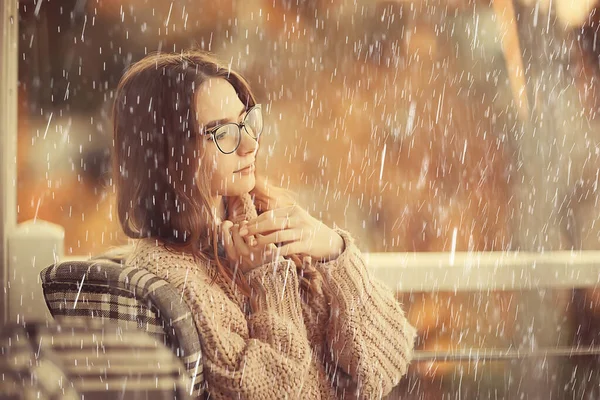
[[235, 164, 255, 174]]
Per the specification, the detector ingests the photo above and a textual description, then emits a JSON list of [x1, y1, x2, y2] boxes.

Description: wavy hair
[[112, 51, 322, 297]]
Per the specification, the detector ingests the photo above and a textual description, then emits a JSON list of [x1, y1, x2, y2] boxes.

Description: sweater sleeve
[[313, 228, 417, 399], [171, 258, 321, 399]]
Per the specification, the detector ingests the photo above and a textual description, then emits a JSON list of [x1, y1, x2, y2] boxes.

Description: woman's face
[[196, 78, 259, 197]]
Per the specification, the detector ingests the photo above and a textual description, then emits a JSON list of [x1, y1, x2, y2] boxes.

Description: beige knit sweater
[[126, 193, 416, 399]]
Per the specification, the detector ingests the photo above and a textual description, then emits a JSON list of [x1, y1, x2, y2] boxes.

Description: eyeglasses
[[203, 104, 263, 154]]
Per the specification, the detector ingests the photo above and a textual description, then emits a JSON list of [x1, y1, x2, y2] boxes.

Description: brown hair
[[112, 51, 322, 297]]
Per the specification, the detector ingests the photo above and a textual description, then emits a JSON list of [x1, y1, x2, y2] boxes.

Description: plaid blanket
[[39, 253, 204, 397], [0, 318, 192, 399]]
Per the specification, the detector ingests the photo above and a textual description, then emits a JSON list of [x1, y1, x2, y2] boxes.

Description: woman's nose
[[238, 128, 258, 154]]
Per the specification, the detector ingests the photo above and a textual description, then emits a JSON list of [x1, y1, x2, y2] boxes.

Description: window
[[4, 0, 600, 397]]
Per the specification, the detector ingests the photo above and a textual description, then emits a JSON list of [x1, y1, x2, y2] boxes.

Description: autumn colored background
[[15, 0, 600, 397]]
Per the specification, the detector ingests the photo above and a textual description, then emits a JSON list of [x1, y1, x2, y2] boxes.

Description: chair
[[39, 246, 204, 398], [0, 318, 193, 400]]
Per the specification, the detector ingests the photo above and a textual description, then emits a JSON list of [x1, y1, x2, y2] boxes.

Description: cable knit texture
[[126, 192, 416, 399]]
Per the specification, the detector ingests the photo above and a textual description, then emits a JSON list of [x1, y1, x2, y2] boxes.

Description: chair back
[[40, 249, 204, 397], [0, 318, 193, 399]]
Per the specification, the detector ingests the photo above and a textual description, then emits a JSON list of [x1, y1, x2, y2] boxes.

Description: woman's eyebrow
[[203, 108, 246, 130]]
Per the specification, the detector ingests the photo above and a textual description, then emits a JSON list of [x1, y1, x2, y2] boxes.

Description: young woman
[[113, 51, 416, 399]]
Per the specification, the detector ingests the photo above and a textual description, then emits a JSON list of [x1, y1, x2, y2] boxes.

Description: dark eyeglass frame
[[203, 104, 263, 154]]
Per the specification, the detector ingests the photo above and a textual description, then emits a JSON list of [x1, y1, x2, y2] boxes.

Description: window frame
[[1, 0, 19, 325]]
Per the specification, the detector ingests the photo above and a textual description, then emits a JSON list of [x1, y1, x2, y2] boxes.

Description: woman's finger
[[265, 243, 277, 252], [221, 221, 237, 261], [251, 241, 272, 263], [269, 242, 288, 261], [243, 214, 298, 236], [240, 221, 258, 247], [254, 229, 302, 247], [278, 242, 304, 257], [232, 224, 251, 257], [244, 206, 297, 226]]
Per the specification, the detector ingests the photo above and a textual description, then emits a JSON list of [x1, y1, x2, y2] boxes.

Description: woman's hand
[[239, 205, 345, 262], [220, 220, 281, 274]]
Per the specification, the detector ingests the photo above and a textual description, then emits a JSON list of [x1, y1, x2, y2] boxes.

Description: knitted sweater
[[126, 193, 416, 399]]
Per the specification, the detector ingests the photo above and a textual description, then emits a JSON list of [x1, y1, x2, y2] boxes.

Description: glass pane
[[391, 355, 600, 398], [14, 0, 600, 397], [17, 0, 600, 254], [393, 287, 600, 398]]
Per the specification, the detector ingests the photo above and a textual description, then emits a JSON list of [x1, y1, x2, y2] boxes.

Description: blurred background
[[14, 0, 600, 397]]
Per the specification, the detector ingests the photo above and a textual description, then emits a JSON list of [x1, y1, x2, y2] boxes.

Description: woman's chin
[[227, 175, 256, 196]]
